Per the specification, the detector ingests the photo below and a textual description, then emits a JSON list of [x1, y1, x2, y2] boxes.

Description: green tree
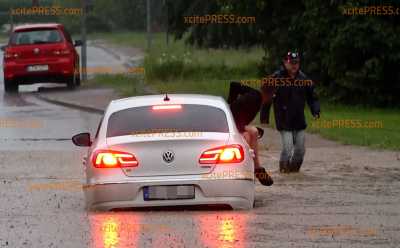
[[168, 0, 400, 106]]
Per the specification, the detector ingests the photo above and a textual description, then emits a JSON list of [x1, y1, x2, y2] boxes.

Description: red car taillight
[[4, 52, 19, 59], [92, 150, 138, 168], [199, 144, 244, 165], [53, 49, 71, 55]]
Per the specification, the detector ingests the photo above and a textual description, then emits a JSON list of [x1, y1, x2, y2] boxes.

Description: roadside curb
[[89, 40, 144, 66], [36, 93, 104, 115], [89, 41, 122, 60], [89, 42, 158, 95]]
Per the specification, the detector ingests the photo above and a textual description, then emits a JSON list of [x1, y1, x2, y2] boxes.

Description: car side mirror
[[1, 45, 7, 52], [72, 132, 92, 146], [74, 40, 83, 47]]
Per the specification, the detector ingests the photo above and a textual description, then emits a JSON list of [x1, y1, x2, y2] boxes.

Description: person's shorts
[[236, 123, 246, 134]]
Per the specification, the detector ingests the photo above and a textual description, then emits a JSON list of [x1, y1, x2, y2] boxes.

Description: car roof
[[13, 23, 63, 32], [107, 94, 228, 113]]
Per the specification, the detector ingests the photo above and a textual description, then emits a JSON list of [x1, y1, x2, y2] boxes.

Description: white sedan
[[72, 94, 255, 210]]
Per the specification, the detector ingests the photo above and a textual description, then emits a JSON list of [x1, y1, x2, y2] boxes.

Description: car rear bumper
[[4, 58, 74, 84], [84, 178, 255, 210], [6, 74, 74, 84]]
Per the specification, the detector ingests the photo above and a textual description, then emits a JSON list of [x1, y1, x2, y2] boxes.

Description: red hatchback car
[[2, 23, 81, 93]]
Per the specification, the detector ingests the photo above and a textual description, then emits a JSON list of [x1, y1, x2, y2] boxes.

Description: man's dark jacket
[[228, 82, 262, 133], [261, 67, 320, 131]]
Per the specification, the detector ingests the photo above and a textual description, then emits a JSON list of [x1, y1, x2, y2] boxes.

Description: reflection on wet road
[[89, 211, 251, 248]]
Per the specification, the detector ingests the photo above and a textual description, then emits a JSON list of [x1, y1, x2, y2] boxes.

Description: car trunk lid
[[106, 133, 229, 177], [8, 28, 67, 62], [8, 43, 67, 61]]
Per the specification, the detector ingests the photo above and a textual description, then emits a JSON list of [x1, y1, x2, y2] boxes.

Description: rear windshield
[[11, 29, 63, 45], [107, 104, 229, 137]]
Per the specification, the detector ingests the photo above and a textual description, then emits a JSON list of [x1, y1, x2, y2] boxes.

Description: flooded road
[[0, 44, 399, 248]]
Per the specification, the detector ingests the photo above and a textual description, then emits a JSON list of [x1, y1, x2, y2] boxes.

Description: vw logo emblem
[[33, 48, 40, 54], [163, 150, 175, 163]]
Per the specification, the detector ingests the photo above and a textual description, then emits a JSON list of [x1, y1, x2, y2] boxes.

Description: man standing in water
[[260, 51, 321, 173]]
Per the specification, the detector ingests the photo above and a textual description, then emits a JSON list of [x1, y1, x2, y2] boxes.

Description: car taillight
[[92, 150, 138, 168], [4, 52, 19, 59], [53, 49, 71, 55], [199, 144, 244, 165]]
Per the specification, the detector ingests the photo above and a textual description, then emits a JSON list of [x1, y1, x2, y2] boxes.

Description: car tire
[[74, 63, 81, 87], [67, 75, 76, 90], [75, 72, 81, 87], [4, 79, 18, 93]]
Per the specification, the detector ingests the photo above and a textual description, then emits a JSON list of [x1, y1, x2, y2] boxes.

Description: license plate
[[27, 65, 48, 72], [143, 185, 195, 201]]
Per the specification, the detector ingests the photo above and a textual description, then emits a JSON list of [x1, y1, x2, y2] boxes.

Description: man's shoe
[[279, 161, 291, 173], [289, 160, 303, 172], [255, 167, 273, 186]]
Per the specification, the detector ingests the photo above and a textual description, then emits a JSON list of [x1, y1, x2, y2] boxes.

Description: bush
[[145, 50, 260, 83], [168, 0, 400, 107]]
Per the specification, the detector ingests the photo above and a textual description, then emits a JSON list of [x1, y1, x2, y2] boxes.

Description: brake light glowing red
[[152, 105, 182, 110], [92, 150, 138, 168], [199, 144, 244, 164]]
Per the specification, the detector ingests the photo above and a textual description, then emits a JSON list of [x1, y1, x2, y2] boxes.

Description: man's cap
[[284, 51, 300, 62]]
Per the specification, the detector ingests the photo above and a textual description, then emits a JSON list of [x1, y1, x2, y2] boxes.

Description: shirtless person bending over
[[228, 81, 274, 186]]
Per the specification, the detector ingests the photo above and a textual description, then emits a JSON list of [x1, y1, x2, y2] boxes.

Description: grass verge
[[85, 74, 146, 97], [305, 104, 399, 150]]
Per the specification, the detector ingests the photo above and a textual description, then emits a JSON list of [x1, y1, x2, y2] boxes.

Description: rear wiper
[[33, 41, 48, 44]]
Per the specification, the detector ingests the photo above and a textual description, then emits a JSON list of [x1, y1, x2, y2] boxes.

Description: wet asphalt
[[0, 44, 399, 248]]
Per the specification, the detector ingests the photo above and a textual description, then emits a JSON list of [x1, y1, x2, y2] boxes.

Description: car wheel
[[67, 75, 76, 90], [4, 79, 18, 93], [74, 63, 81, 87], [75, 72, 81, 87]]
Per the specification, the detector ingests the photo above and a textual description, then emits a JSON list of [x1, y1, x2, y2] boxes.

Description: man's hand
[[313, 113, 320, 120]]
